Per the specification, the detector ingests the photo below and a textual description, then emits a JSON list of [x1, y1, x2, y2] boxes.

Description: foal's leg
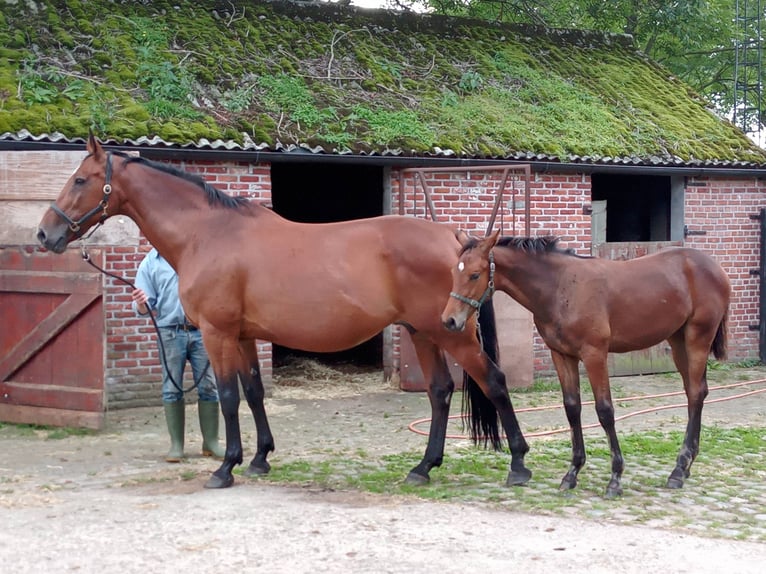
[[550, 351, 586, 491], [203, 336, 244, 489], [405, 334, 455, 485], [667, 331, 709, 489], [446, 339, 532, 487], [238, 339, 276, 477], [581, 349, 624, 498]]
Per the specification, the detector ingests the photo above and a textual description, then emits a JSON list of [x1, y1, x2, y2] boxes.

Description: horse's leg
[[581, 349, 624, 498], [666, 331, 709, 489], [405, 334, 455, 485], [550, 351, 586, 491], [203, 336, 244, 489], [445, 339, 531, 487], [237, 339, 275, 477]]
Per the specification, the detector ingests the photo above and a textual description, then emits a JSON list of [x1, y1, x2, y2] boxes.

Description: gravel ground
[[1, 362, 765, 573]]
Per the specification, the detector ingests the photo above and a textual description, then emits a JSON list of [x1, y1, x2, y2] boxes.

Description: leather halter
[[50, 152, 113, 236], [449, 250, 495, 311]]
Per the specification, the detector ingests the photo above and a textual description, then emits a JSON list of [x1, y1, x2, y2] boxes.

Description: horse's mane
[[460, 235, 584, 257], [498, 236, 593, 258], [496, 236, 571, 254], [113, 151, 251, 210]]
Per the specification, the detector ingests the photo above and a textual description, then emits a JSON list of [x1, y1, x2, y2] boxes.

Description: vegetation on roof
[[1, 0, 764, 163]]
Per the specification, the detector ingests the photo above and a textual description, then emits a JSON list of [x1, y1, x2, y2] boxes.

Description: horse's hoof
[[559, 476, 577, 491], [605, 484, 623, 498], [204, 473, 234, 489], [666, 476, 685, 489], [243, 461, 271, 477], [666, 467, 687, 489], [404, 471, 429, 486], [506, 467, 532, 486]]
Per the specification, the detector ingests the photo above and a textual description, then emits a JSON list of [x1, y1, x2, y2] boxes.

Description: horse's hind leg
[[405, 334, 455, 485], [238, 339, 275, 477], [445, 339, 531, 487], [667, 332, 709, 489], [550, 351, 587, 492], [581, 349, 624, 498]]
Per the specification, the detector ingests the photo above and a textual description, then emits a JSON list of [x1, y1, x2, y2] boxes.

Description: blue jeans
[[158, 327, 219, 403]]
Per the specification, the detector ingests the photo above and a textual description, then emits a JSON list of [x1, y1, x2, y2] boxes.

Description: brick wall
[[683, 176, 764, 361], [103, 162, 764, 408], [393, 168, 764, 377]]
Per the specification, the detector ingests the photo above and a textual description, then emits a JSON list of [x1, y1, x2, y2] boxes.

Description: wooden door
[[398, 296, 533, 391], [0, 247, 105, 429], [593, 241, 682, 376]]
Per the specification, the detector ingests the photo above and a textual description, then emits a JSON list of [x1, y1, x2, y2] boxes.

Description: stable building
[[2, 0, 765, 426]]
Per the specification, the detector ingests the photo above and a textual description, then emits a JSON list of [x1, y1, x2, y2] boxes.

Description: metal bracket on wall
[[683, 225, 707, 237], [398, 164, 532, 237]]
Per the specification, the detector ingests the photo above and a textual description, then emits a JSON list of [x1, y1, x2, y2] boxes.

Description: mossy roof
[[2, 0, 765, 167]]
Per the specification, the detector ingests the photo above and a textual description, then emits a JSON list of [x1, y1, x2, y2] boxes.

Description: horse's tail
[[461, 299, 503, 451], [712, 309, 728, 361]]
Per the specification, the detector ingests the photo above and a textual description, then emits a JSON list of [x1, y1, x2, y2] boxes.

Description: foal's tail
[[712, 310, 728, 361], [461, 299, 503, 451]]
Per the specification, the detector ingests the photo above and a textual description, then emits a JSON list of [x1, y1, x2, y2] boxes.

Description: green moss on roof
[[1, 0, 764, 164]]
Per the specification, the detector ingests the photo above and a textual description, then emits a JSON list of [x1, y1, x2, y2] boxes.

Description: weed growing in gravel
[[255, 426, 766, 542]]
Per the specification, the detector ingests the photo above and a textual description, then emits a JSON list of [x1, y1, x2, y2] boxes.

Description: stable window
[[591, 173, 684, 248]]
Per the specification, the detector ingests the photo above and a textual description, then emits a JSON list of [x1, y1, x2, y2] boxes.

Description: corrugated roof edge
[[2, 129, 765, 169]]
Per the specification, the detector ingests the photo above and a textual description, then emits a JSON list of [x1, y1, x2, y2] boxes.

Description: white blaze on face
[[458, 261, 465, 272]]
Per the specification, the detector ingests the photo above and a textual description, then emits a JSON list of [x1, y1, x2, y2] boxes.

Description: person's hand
[[132, 288, 149, 314]]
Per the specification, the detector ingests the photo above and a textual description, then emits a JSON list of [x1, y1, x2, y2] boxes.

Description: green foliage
[[425, 0, 762, 137], [458, 69, 484, 93], [17, 61, 58, 104], [220, 86, 255, 113], [348, 106, 435, 148], [0, 0, 763, 158]]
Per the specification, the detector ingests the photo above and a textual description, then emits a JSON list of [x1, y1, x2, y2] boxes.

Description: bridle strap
[[50, 152, 114, 236], [449, 250, 495, 311]]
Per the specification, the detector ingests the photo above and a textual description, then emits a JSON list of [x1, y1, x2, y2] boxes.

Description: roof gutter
[[2, 139, 765, 178]]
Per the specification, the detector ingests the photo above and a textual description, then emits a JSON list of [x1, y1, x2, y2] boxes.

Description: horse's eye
[[74, 177, 86, 185], [470, 272, 480, 281]]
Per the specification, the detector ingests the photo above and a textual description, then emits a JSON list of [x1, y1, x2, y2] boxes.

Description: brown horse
[[442, 231, 730, 497], [36, 134, 532, 489]]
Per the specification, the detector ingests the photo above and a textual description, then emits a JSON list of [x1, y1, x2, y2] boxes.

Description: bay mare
[[36, 134, 531, 489], [442, 231, 730, 497]]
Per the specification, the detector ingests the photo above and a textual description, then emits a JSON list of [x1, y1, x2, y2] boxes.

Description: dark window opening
[[592, 174, 671, 242], [269, 162, 385, 369]]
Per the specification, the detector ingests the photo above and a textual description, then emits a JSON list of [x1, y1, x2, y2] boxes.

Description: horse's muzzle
[[37, 227, 68, 254], [442, 315, 465, 332]]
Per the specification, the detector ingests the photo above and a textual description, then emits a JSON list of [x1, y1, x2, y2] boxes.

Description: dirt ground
[[1, 360, 766, 573]]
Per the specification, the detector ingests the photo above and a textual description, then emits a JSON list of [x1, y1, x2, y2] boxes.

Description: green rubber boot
[[163, 401, 185, 462], [198, 401, 225, 459]]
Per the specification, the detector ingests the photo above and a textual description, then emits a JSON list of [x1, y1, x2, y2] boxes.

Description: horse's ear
[[454, 229, 471, 247], [487, 229, 501, 245], [86, 129, 103, 158], [477, 230, 500, 256]]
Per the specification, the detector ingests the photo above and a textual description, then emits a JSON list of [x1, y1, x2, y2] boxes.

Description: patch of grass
[[254, 425, 766, 542], [0, 423, 95, 440], [511, 378, 561, 394], [45, 427, 95, 440]]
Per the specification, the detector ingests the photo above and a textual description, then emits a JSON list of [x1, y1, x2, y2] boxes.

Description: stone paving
[[1, 364, 765, 545]]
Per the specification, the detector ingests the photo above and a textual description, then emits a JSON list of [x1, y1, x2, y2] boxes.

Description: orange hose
[[407, 377, 766, 440]]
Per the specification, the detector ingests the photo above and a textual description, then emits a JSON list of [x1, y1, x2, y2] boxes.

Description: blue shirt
[[132, 248, 188, 327]]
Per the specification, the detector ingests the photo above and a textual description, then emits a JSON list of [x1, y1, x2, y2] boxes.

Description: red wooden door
[[0, 247, 105, 429]]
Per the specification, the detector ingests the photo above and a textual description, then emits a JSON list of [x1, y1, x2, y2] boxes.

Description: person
[[131, 247, 225, 462]]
